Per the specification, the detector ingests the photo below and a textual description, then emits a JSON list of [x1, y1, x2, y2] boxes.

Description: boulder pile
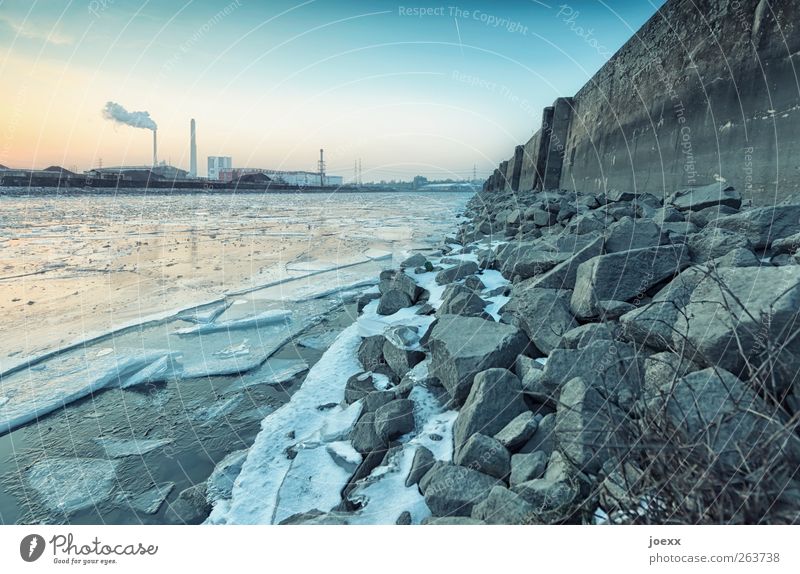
[[290, 182, 800, 524]]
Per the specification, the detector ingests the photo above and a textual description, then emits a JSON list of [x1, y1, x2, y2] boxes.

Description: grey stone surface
[[350, 412, 386, 454], [494, 411, 539, 450], [437, 283, 489, 317], [668, 183, 742, 211], [510, 451, 549, 486], [435, 261, 480, 285], [521, 236, 605, 291], [420, 463, 501, 517], [604, 216, 662, 253], [405, 446, 436, 488], [428, 315, 530, 405], [382, 338, 425, 379], [357, 335, 386, 371], [519, 413, 556, 456], [502, 286, 577, 355], [709, 204, 800, 249], [687, 227, 752, 263], [376, 290, 413, 316], [401, 253, 428, 268], [374, 399, 415, 442], [471, 485, 539, 524], [453, 368, 529, 454], [455, 433, 511, 479]]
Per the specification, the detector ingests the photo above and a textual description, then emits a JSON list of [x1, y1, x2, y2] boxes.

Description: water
[[0, 190, 471, 524]]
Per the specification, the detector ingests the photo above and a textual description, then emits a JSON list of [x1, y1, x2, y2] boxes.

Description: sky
[[0, 0, 666, 180]]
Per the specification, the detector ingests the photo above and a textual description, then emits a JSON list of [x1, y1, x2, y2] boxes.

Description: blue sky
[[0, 0, 666, 178]]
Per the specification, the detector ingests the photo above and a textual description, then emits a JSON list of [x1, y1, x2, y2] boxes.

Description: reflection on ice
[[27, 458, 119, 515]]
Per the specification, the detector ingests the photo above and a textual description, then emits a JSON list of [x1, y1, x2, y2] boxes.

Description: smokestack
[[318, 148, 325, 187], [153, 129, 158, 166], [189, 119, 197, 177]]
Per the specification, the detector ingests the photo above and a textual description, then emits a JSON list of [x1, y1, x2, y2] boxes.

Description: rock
[[687, 227, 752, 263], [564, 213, 606, 235], [770, 232, 800, 254], [405, 446, 436, 487], [510, 451, 549, 486], [464, 275, 486, 291], [379, 269, 422, 302], [345, 371, 379, 404], [540, 340, 643, 409], [373, 399, 415, 441], [357, 291, 381, 313], [686, 204, 740, 228], [653, 206, 685, 224], [514, 354, 543, 381], [558, 322, 618, 349], [363, 390, 396, 413], [710, 247, 760, 268], [455, 433, 511, 479], [708, 204, 800, 249], [382, 339, 425, 379], [618, 265, 707, 351], [350, 412, 386, 454], [502, 287, 576, 355], [471, 485, 539, 524], [453, 368, 529, 454], [498, 245, 571, 280], [525, 206, 557, 227], [678, 266, 800, 391], [420, 463, 501, 517], [641, 352, 701, 410], [396, 511, 412, 525], [279, 510, 350, 525], [377, 290, 412, 315], [437, 284, 489, 318], [428, 316, 530, 405], [401, 253, 428, 268], [421, 516, 486, 525], [521, 236, 605, 291], [511, 476, 578, 522], [519, 414, 556, 456], [606, 189, 640, 202], [494, 412, 539, 450], [596, 300, 636, 319], [662, 368, 800, 470], [357, 335, 386, 371], [435, 261, 480, 285], [604, 217, 662, 253], [668, 183, 742, 211], [555, 377, 632, 473], [570, 244, 690, 319], [164, 483, 211, 524]]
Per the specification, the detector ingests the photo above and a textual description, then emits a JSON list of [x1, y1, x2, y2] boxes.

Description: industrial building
[[208, 156, 232, 180], [217, 168, 343, 187]]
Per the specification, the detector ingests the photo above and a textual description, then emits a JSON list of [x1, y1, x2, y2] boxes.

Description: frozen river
[[0, 190, 471, 524]]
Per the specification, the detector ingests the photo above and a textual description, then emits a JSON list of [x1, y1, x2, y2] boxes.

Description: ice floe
[[174, 309, 291, 336], [0, 350, 181, 435], [115, 482, 175, 514], [175, 300, 231, 324], [296, 330, 341, 350], [94, 437, 173, 458], [206, 450, 248, 505], [27, 458, 119, 514]]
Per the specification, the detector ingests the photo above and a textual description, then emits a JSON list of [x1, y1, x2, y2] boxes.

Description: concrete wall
[[486, 0, 800, 204]]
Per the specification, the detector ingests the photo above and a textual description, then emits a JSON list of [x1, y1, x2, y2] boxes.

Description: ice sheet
[[116, 482, 175, 514], [174, 310, 292, 336], [94, 437, 173, 458], [27, 458, 120, 515]]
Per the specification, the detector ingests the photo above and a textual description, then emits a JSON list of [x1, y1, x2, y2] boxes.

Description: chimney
[[189, 119, 197, 177], [152, 129, 158, 166]]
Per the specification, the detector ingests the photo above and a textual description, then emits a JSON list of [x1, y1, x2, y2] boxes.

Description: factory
[[216, 167, 343, 187]]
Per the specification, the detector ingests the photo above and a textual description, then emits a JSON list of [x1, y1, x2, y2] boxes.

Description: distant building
[[208, 156, 232, 180], [88, 164, 189, 181], [218, 168, 342, 187]]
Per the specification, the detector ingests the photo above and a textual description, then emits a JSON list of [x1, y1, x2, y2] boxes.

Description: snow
[[226, 359, 309, 392], [27, 458, 119, 515], [345, 384, 457, 524], [207, 322, 365, 524], [206, 450, 248, 505], [174, 309, 291, 336], [0, 349, 181, 435], [116, 482, 175, 514], [94, 437, 173, 458], [479, 269, 510, 293], [484, 294, 511, 321]]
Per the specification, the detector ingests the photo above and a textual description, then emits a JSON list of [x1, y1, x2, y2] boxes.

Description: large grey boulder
[[437, 284, 489, 318], [379, 269, 422, 302], [350, 412, 386, 454], [570, 245, 690, 320], [401, 253, 428, 269], [668, 183, 742, 212], [405, 446, 435, 487], [420, 463, 501, 517], [677, 266, 800, 390], [500, 247, 571, 281], [604, 217, 662, 253], [687, 204, 740, 228], [494, 411, 539, 450], [708, 204, 800, 249], [661, 368, 800, 470], [519, 236, 605, 291], [382, 338, 424, 379], [374, 399, 415, 441], [502, 287, 577, 355], [558, 322, 618, 350], [687, 227, 752, 263], [435, 260, 480, 285], [377, 290, 413, 315], [455, 433, 511, 479], [428, 316, 530, 405], [511, 453, 579, 522], [770, 232, 800, 255], [520, 415, 555, 456], [452, 368, 529, 454], [555, 377, 632, 473], [510, 451, 549, 486], [471, 485, 538, 525], [357, 335, 386, 371], [540, 340, 643, 410]]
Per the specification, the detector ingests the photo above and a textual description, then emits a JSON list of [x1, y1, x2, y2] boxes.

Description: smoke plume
[[102, 101, 157, 131]]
